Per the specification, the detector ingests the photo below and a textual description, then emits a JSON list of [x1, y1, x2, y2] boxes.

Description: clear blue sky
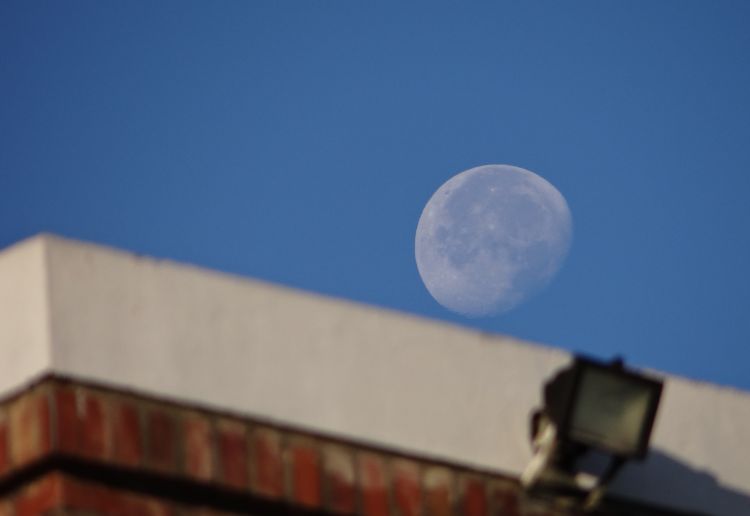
[[2, 2, 750, 389]]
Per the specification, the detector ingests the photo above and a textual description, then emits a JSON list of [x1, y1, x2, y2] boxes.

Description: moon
[[415, 164, 572, 317]]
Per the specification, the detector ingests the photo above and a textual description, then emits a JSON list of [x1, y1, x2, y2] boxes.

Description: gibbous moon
[[415, 164, 572, 317]]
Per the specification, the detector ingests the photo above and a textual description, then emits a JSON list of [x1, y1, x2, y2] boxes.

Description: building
[[0, 235, 748, 515]]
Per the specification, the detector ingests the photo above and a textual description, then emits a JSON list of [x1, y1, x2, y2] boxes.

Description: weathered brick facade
[[0, 376, 687, 515]]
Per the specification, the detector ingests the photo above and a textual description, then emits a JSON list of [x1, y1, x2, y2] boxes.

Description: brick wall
[[0, 377, 676, 516], [1, 472, 239, 516]]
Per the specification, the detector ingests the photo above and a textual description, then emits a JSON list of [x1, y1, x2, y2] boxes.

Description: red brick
[[81, 390, 110, 460], [54, 385, 78, 454], [182, 508, 238, 516], [183, 412, 214, 481], [9, 387, 51, 467], [144, 499, 181, 516], [489, 479, 520, 516], [145, 407, 178, 474], [216, 418, 248, 489], [0, 411, 9, 476], [51, 385, 111, 460], [289, 439, 321, 508], [11, 472, 173, 515], [112, 398, 143, 467], [521, 501, 557, 516], [13, 472, 64, 515], [392, 459, 421, 516], [461, 475, 487, 516], [322, 444, 356, 514], [250, 427, 283, 498], [424, 466, 454, 516], [61, 473, 179, 515], [357, 452, 389, 516]]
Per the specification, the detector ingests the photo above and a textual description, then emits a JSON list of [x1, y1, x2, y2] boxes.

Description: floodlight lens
[[569, 367, 654, 455]]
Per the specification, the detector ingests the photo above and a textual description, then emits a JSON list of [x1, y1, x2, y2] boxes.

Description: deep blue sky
[[2, 2, 750, 389]]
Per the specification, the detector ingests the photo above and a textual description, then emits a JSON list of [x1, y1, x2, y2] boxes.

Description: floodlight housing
[[523, 355, 664, 509]]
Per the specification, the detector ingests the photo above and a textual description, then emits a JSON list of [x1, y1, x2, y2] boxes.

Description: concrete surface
[[1, 234, 748, 515]]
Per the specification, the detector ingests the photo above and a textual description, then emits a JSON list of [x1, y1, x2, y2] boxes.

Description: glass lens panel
[[569, 368, 653, 454]]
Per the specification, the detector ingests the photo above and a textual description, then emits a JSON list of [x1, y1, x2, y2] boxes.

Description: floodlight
[[522, 356, 664, 510]]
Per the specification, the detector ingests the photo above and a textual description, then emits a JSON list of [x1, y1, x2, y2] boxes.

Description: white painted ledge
[[1, 234, 749, 515]]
